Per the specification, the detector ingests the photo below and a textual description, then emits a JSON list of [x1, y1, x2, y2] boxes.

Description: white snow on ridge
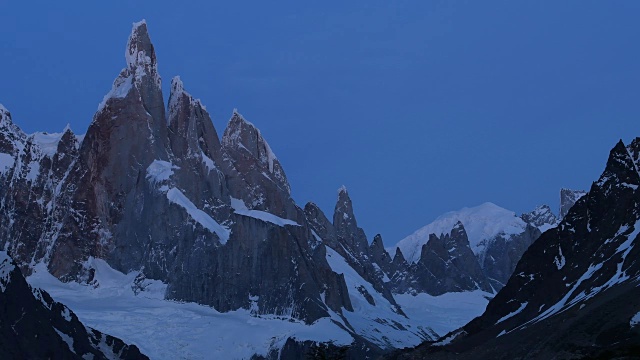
[[32, 131, 65, 157], [97, 75, 133, 112], [231, 197, 300, 227], [27, 261, 353, 360], [325, 247, 434, 348], [167, 188, 230, 243], [394, 202, 527, 263]]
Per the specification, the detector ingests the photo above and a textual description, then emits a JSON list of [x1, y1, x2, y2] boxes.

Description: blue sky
[[1, 1, 639, 245]]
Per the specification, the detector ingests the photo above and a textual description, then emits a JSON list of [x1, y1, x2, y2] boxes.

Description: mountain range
[[2, 20, 635, 359]]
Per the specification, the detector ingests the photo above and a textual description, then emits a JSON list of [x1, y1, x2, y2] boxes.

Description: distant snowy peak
[[521, 204, 559, 233], [560, 188, 587, 219], [395, 202, 527, 264]]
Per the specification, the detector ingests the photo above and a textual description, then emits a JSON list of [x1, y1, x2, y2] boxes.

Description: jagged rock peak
[[222, 110, 290, 192], [371, 234, 384, 249], [334, 185, 359, 230], [125, 20, 159, 83], [336, 185, 352, 211], [97, 20, 164, 122], [559, 188, 587, 219], [393, 247, 406, 264], [521, 204, 558, 229], [168, 76, 204, 123], [0, 104, 11, 123]]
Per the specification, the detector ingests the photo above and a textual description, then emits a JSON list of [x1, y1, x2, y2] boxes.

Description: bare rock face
[[334, 187, 370, 258], [479, 224, 540, 289], [221, 110, 299, 221], [559, 188, 587, 219]]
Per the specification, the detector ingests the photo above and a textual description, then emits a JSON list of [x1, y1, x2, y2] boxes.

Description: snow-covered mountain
[[390, 139, 640, 359], [395, 202, 532, 263], [392, 202, 551, 290], [0, 20, 480, 359], [0, 19, 606, 359]]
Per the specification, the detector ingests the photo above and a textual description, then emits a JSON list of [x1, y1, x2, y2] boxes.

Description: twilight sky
[[1, 1, 639, 245]]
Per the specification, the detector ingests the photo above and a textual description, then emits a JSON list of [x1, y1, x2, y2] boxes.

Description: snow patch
[[631, 312, 640, 328], [54, 328, 75, 354], [97, 74, 133, 112], [146, 160, 178, 184], [167, 188, 230, 243], [231, 197, 299, 227], [554, 246, 566, 270], [0, 152, 15, 174], [496, 302, 528, 324], [32, 131, 65, 157], [0, 251, 15, 292]]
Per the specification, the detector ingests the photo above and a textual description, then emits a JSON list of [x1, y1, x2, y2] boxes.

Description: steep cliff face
[[559, 188, 587, 219]]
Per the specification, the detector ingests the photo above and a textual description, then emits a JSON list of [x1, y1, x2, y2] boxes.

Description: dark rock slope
[[390, 138, 640, 359], [0, 251, 147, 359]]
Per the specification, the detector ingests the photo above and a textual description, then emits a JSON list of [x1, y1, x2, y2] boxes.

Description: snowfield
[[27, 260, 352, 360], [26, 256, 493, 359]]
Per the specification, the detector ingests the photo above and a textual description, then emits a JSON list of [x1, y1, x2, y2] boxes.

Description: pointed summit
[[392, 247, 407, 266], [167, 76, 223, 175], [0, 104, 11, 123], [125, 20, 157, 79], [167, 76, 192, 123], [370, 234, 392, 267], [0, 104, 27, 156], [334, 185, 356, 227], [222, 110, 290, 193], [333, 186, 369, 256]]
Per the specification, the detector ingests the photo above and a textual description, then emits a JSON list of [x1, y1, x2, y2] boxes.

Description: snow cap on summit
[[126, 20, 154, 70], [338, 185, 348, 195]]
